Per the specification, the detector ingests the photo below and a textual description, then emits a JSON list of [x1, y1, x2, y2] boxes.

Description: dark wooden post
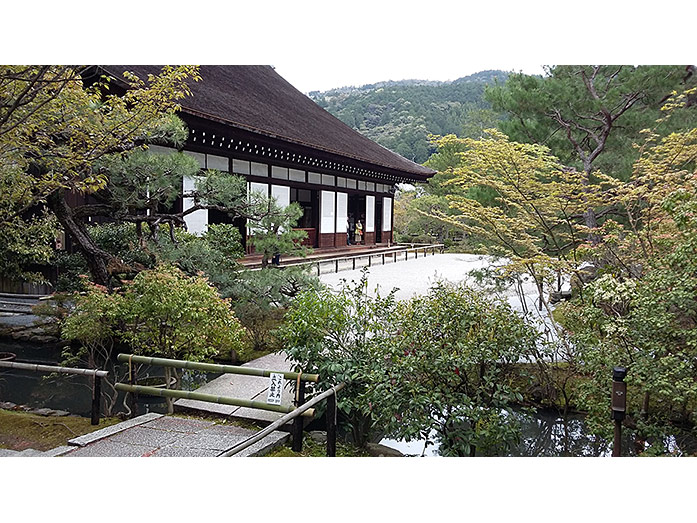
[[611, 367, 627, 457], [382, 253, 385, 265], [336, 259, 339, 273], [326, 390, 337, 457], [91, 375, 101, 425], [352, 258, 356, 270], [368, 255, 372, 267], [317, 262, 321, 276], [129, 363, 138, 419], [292, 380, 306, 452]]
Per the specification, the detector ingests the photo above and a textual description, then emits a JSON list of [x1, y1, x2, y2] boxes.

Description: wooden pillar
[[292, 380, 306, 452], [91, 375, 101, 426], [129, 364, 138, 419], [326, 390, 337, 457]]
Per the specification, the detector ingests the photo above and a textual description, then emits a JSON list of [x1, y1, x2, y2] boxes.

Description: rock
[[570, 263, 598, 289], [48, 410, 70, 417], [308, 431, 327, 443], [366, 443, 404, 457], [28, 335, 59, 344], [0, 401, 17, 410], [32, 408, 53, 416]]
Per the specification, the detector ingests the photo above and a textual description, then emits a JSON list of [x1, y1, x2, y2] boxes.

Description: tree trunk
[[47, 189, 114, 287]]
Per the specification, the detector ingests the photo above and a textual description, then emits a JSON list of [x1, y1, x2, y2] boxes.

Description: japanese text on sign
[[266, 372, 284, 405]]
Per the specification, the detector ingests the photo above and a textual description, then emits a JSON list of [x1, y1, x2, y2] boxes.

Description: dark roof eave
[[180, 105, 435, 180]]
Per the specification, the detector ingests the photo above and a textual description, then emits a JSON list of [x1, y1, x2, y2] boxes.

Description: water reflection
[[509, 409, 616, 457], [380, 409, 633, 457]]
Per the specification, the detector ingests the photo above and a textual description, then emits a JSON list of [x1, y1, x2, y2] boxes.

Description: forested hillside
[[309, 70, 508, 163]]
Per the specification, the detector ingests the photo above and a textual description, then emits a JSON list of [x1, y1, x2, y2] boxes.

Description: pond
[[0, 339, 220, 417], [379, 408, 627, 457], [380, 408, 697, 457]]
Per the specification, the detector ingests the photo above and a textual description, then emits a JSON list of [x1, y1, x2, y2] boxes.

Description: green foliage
[[364, 282, 540, 456], [118, 264, 246, 363], [94, 148, 199, 216], [0, 210, 57, 283], [485, 65, 694, 179], [60, 280, 124, 415], [60, 265, 247, 413], [222, 265, 320, 354], [310, 71, 507, 163], [0, 65, 200, 286], [248, 201, 308, 267], [280, 273, 540, 454], [393, 189, 462, 246], [279, 272, 399, 446]]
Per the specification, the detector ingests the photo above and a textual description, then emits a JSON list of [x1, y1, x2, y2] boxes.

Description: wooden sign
[[611, 381, 626, 412], [266, 372, 284, 405]]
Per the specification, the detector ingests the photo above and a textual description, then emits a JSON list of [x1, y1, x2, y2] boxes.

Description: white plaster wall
[[271, 185, 290, 208], [336, 192, 348, 233], [383, 197, 393, 232], [321, 190, 336, 234], [365, 195, 375, 232]]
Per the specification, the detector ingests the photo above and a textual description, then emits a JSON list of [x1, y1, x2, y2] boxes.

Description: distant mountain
[[309, 70, 509, 163]]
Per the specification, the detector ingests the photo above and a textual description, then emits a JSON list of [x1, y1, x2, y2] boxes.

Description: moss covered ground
[[0, 409, 120, 451]]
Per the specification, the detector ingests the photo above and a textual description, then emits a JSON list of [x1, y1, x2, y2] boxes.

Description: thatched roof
[[98, 65, 435, 179]]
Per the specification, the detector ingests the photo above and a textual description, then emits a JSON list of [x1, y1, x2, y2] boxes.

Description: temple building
[[89, 65, 436, 251]]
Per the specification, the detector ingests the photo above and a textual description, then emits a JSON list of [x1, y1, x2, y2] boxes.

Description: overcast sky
[[8, 1, 693, 95]]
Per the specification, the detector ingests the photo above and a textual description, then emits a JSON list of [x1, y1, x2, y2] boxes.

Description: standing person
[[355, 219, 363, 245]]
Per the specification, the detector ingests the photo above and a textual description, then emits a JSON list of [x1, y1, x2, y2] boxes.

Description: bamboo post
[[326, 388, 337, 457], [292, 380, 306, 452], [116, 354, 319, 382], [114, 383, 316, 416], [91, 375, 101, 425]]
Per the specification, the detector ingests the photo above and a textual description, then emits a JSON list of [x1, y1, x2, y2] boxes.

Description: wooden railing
[[113, 354, 343, 456], [289, 243, 445, 276], [0, 360, 108, 425]]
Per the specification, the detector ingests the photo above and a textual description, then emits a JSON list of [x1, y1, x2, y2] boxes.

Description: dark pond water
[[379, 409, 626, 457], [381, 408, 697, 457], [0, 340, 220, 417]]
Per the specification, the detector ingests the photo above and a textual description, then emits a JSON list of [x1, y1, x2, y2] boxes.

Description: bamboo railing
[[0, 360, 108, 425]]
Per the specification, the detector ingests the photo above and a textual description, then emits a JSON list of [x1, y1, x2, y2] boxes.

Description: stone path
[[2, 352, 298, 457], [174, 352, 297, 425], [59, 413, 288, 457]]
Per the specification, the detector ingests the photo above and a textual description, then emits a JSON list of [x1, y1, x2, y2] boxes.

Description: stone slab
[[108, 425, 181, 448], [62, 414, 290, 457], [68, 412, 162, 447], [143, 416, 215, 433], [234, 431, 290, 457], [151, 446, 220, 457], [172, 431, 248, 451], [43, 445, 74, 457], [65, 439, 155, 457], [174, 352, 297, 425]]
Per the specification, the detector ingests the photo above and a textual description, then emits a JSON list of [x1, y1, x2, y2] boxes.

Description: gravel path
[[319, 252, 560, 342]]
